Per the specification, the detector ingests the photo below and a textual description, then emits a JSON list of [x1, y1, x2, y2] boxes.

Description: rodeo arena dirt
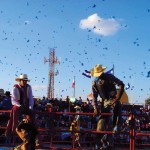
[[0, 93, 150, 150]]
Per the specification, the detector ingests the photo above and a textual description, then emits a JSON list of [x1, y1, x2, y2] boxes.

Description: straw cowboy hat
[[46, 103, 53, 107], [90, 64, 107, 77], [15, 74, 30, 82], [74, 105, 81, 110]]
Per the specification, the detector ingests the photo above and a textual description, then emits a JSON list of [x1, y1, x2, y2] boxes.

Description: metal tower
[[44, 49, 59, 99]]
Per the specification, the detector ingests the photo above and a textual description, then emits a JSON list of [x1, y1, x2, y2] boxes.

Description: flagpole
[[113, 64, 115, 75], [73, 76, 75, 98]]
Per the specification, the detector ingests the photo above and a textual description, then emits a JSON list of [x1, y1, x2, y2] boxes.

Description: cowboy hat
[[4, 91, 11, 96], [15, 74, 30, 82], [46, 103, 52, 107], [74, 105, 81, 110], [91, 64, 107, 77]]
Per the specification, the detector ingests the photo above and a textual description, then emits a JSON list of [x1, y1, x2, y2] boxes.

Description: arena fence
[[0, 109, 150, 150]]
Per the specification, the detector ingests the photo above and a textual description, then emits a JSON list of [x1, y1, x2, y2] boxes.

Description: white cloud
[[79, 13, 121, 36]]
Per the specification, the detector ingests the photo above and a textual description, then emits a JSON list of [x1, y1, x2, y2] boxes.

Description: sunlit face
[[20, 80, 27, 86]]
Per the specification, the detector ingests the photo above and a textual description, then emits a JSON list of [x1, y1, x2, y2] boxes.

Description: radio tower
[[44, 48, 60, 99]]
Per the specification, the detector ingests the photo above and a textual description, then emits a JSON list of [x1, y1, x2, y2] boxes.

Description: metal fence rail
[[0, 110, 150, 150]]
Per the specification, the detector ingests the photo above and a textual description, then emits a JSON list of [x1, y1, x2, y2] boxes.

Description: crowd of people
[[1, 92, 150, 149], [34, 96, 150, 132], [0, 66, 150, 149]]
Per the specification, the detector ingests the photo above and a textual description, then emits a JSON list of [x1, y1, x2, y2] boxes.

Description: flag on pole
[[82, 70, 91, 78], [105, 67, 114, 75], [72, 79, 75, 88]]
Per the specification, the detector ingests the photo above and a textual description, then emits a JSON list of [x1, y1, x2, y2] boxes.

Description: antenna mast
[[44, 48, 60, 99]]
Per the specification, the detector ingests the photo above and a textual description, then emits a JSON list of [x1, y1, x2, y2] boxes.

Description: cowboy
[[70, 106, 81, 148], [90, 64, 124, 149], [5, 74, 34, 136], [14, 119, 38, 150]]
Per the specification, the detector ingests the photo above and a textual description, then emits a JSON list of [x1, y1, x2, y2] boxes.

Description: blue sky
[[0, 0, 150, 104]]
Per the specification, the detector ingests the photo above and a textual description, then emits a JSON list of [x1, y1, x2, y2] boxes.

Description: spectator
[[64, 96, 70, 111], [78, 96, 82, 106], [81, 102, 89, 113], [5, 74, 34, 136], [0, 91, 12, 110]]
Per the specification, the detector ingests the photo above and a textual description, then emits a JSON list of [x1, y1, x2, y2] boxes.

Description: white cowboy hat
[[91, 64, 107, 77], [46, 103, 52, 107], [74, 106, 81, 110], [15, 74, 30, 82]]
